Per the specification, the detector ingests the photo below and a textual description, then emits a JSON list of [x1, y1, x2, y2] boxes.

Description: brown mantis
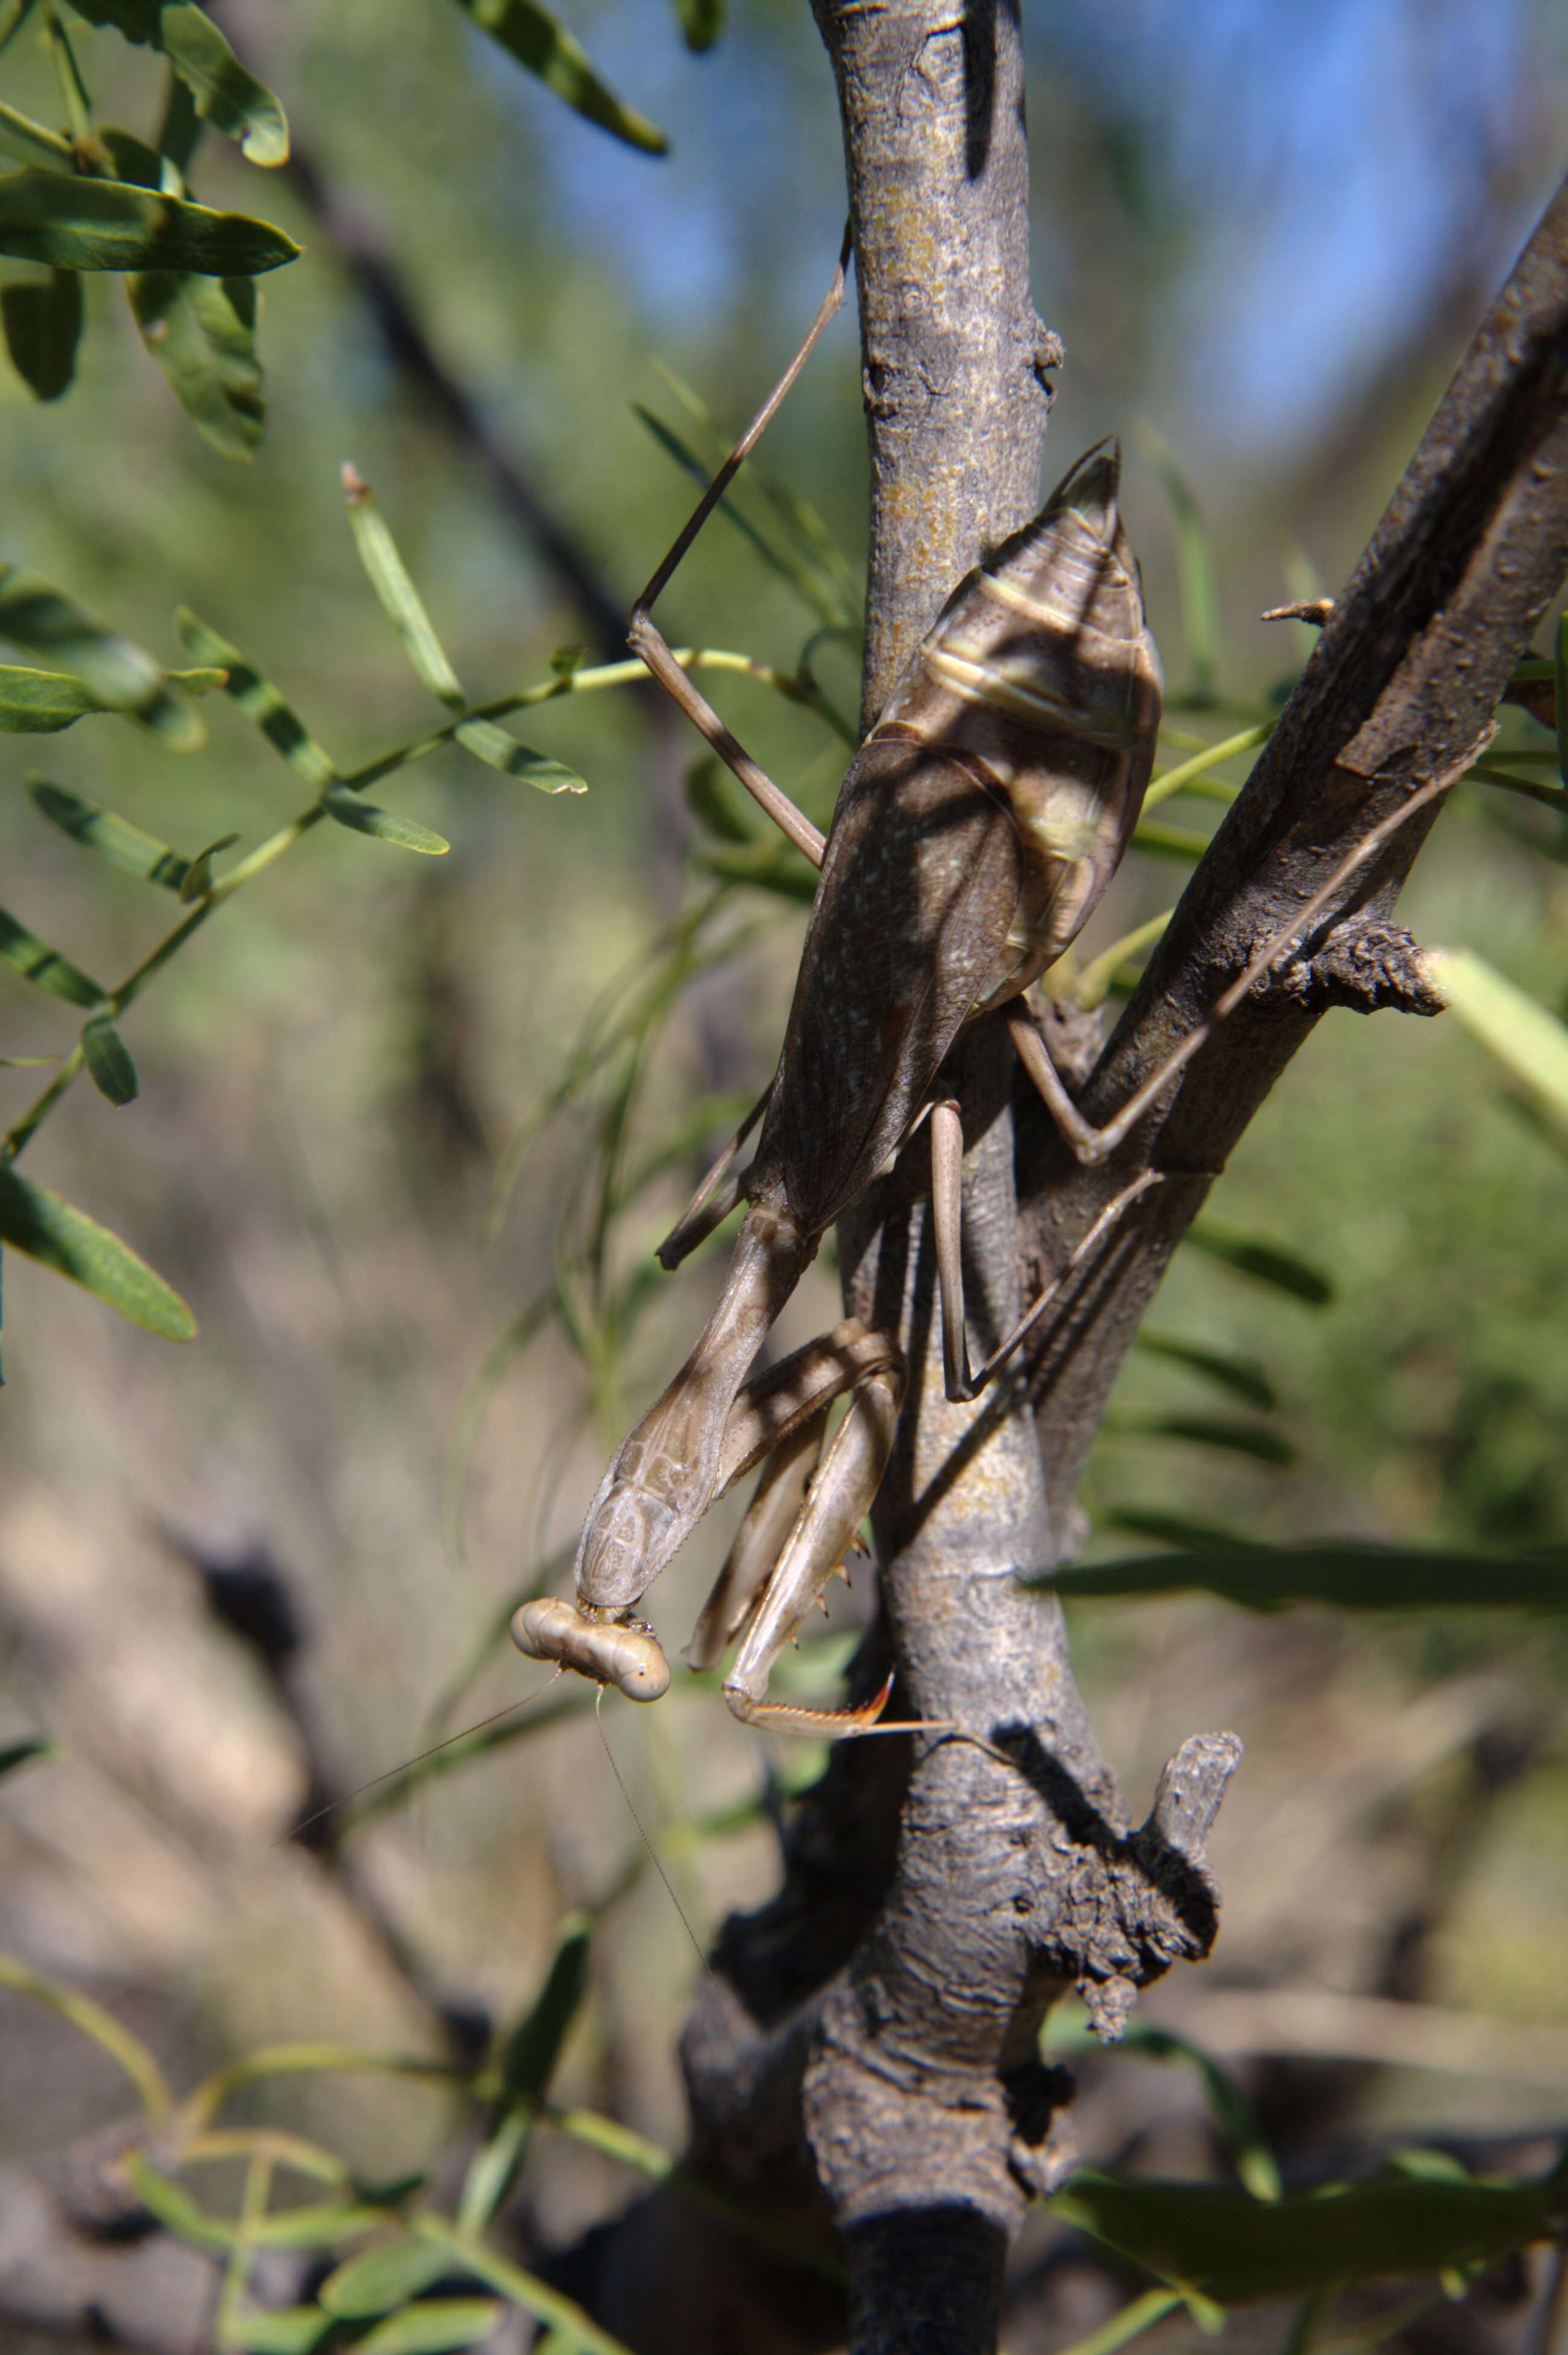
[[515, 249, 1483, 1737]]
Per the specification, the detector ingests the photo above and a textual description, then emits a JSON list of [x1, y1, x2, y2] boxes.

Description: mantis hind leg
[[929, 1094, 1162, 1404]]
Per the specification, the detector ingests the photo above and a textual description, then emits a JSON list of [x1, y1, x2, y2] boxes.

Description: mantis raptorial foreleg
[[655, 1079, 774, 1272]]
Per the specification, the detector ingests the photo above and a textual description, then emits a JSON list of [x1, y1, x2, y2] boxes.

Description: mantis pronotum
[[515, 245, 1485, 1737]]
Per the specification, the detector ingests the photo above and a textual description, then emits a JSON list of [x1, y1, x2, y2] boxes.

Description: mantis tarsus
[[515, 246, 1483, 1737]]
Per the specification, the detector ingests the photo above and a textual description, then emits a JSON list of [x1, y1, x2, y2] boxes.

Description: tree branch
[[1017, 171, 1568, 1514]]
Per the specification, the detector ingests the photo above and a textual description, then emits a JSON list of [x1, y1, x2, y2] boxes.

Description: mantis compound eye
[[511, 1597, 672, 1702]]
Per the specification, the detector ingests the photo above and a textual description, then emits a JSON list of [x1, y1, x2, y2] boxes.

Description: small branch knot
[[1005, 2060, 1079, 2197], [1275, 920, 1447, 1016]]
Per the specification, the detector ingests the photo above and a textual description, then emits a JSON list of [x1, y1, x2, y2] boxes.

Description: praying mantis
[[514, 249, 1481, 1736]]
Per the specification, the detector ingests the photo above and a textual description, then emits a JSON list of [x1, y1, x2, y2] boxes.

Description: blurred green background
[[2, 0, 1567, 2341]]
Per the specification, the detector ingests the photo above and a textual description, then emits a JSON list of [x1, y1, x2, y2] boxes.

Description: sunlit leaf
[[1183, 1218, 1334, 1305], [455, 717, 588, 794], [1, 265, 81, 398], [0, 1949, 171, 2116], [319, 2235, 457, 2318], [322, 785, 449, 856], [1035, 1541, 1568, 1613], [1134, 1331, 1278, 1411], [130, 269, 263, 457], [0, 568, 202, 747], [219, 2312, 334, 2354], [451, 0, 668, 154], [0, 1161, 195, 1338], [357, 2306, 506, 2355], [1047, 2165, 1565, 2303], [81, 1014, 138, 1106], [0, 665, 102, 732], [1425, 947, 1568, 1136], [245, 2200, 394, 2248], [0, 1734, 55, 1779], [30, 778, 189, 888], [0, 166, 298, 274], [62, 0, 288, 163], [342, 465, 463, 708], [176, 607, 334, 783], [0, 906, 104, 1006]]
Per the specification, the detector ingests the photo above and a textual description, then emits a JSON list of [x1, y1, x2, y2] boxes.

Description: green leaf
[[175, 607, 334, 784], [0, 906, 104, 1006], [129, 269, 263, 457], [1047, 2010, 1281, 2202], [0, 101, 74, 171], [0, 1052, 58, 1066], [0, 166, 298, 275], [451, 0, 668, 154], [322, 785, 448, 856], [1135, 421, 1220, 703], [1047, 2166, 1564, 2304], [672, 0, 723, 48], [644, 367, 862, 630], [686, 753, 762, 843], [455, 717, 588, 794], [29, 778, 190, 889], [1426, 947, 1568, 1137], [0, 664, 104, 732], [178, 832, 237, 900], [410, 2216, 640, 2355], [0, 1950, 172, 2116], [0, 568, 202, 748], [81, 1014, 138, 1106], [500, 1912, 590, 2105], [2, 266, 81, 398], [1183, 1218, 1334, 1305], [62, 1, 288, 163], [0, 1160, 196, 1338], [1097, 1508, 1254, 1554], [699, 838, 819, 904], [0, 1734, 55, 1779], [1106, 1411, 1296, 1467], [1131, 818, 1212, 863], [460, 1913, 591, 2230], [341, 465, 463, 708], [1133, 1331, 1278, 1411], [219, 2313, 334, 2355], [319, 2234, 457, 2318], [123, 2151, 233, 2250], [357, 2303, 506, 2354], [245, 2201, 394, 2248], [1036, 1542, 1568, 1613]]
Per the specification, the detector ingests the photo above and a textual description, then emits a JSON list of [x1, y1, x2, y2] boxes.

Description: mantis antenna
[[281, 1671, 566, 1845]]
